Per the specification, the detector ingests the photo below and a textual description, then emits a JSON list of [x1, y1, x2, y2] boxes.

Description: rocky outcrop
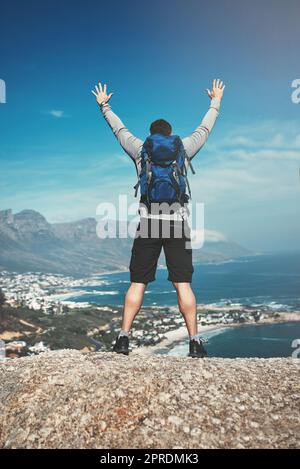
[[0, 350, 299, 449]]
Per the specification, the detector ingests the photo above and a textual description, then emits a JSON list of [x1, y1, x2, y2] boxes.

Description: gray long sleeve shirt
[[99, 97, 221, 177], [99, 98, 221, 220]]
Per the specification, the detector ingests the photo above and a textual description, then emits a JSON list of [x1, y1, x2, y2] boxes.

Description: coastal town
[[0, 270, 104, 313], [1, 270, 299, 358]]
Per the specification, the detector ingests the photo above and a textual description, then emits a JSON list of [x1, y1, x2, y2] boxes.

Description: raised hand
[[92, 82, 114, 106], [206, 79, 225, 100]]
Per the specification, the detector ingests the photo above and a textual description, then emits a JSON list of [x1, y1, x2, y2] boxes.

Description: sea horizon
[[62, 252, 300, 311]]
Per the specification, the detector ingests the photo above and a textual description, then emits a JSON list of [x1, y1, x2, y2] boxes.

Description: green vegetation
[[0, 304, 123, 353], [0, 303, 182, 355]]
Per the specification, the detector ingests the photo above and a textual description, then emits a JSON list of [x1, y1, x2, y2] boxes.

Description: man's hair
[[150, 119, 172, 136]]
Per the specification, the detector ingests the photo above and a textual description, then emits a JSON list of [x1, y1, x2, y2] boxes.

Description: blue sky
[[0, 0, 299, 252]]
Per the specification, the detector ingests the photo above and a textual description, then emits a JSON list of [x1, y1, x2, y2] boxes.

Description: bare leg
[[173, 282, 198, 336], [121, 282, 147, 332]]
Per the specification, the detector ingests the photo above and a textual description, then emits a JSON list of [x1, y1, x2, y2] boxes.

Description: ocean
[[165, 322, 300, 358], [67, 252, 300, 311], [64, 252, 300, 358]]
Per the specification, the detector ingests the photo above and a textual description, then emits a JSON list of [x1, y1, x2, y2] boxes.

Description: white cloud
[[294, 134, 300, 148], [183, 118, 300, 249], [229, 148, 300, 160], [191, 229, 227, 243], [116, 153, 132, 165], [209, 119, 300, 153], [48, 110, 65, 118]]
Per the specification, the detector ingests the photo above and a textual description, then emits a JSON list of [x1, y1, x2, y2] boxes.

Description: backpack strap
[[133, 180, 140, 197], [173, 160, 185, 191], [185, 171, 192, 200], [170, 161, 182, 200], [185, 155, 195, 175], [133, 151, 152, 198], [145, 153, 153, 204], [145, 154, 152, 183], [174, 137, 195, 200]]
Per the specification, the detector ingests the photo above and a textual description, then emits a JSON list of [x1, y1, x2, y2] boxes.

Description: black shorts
[[129, 218, 194, 284]]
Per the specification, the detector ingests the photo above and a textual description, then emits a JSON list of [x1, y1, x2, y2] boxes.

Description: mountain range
[[0, 209, 253, 276]]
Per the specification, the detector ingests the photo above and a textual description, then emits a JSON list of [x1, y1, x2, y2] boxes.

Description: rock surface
[[0, 350, 299, 449]]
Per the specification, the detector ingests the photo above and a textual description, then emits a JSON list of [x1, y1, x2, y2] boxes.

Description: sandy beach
[[133, 311, 300, 356]]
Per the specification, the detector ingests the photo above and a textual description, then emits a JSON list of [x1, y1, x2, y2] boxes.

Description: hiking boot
[[188, 338, 208, 358], [112, 335, 129, 355]]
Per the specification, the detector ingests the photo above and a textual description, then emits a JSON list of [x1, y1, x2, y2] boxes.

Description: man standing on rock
[[92, 79, 225, 357]]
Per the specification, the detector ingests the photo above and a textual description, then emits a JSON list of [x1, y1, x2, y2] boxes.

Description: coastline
[[133, 311, 300, 356], [132, 323, 225, 356], [2, 259, 300, 357]]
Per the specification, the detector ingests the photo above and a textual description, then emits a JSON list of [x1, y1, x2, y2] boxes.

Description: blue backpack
[[134, 134, 195, 207]]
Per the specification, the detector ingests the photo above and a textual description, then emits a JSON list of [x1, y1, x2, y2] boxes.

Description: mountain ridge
[[0, 208, 253, 276]]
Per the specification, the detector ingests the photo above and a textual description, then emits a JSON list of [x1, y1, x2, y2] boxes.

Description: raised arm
[[92, 82, 143, 169], [182, 79, 225, 160]]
